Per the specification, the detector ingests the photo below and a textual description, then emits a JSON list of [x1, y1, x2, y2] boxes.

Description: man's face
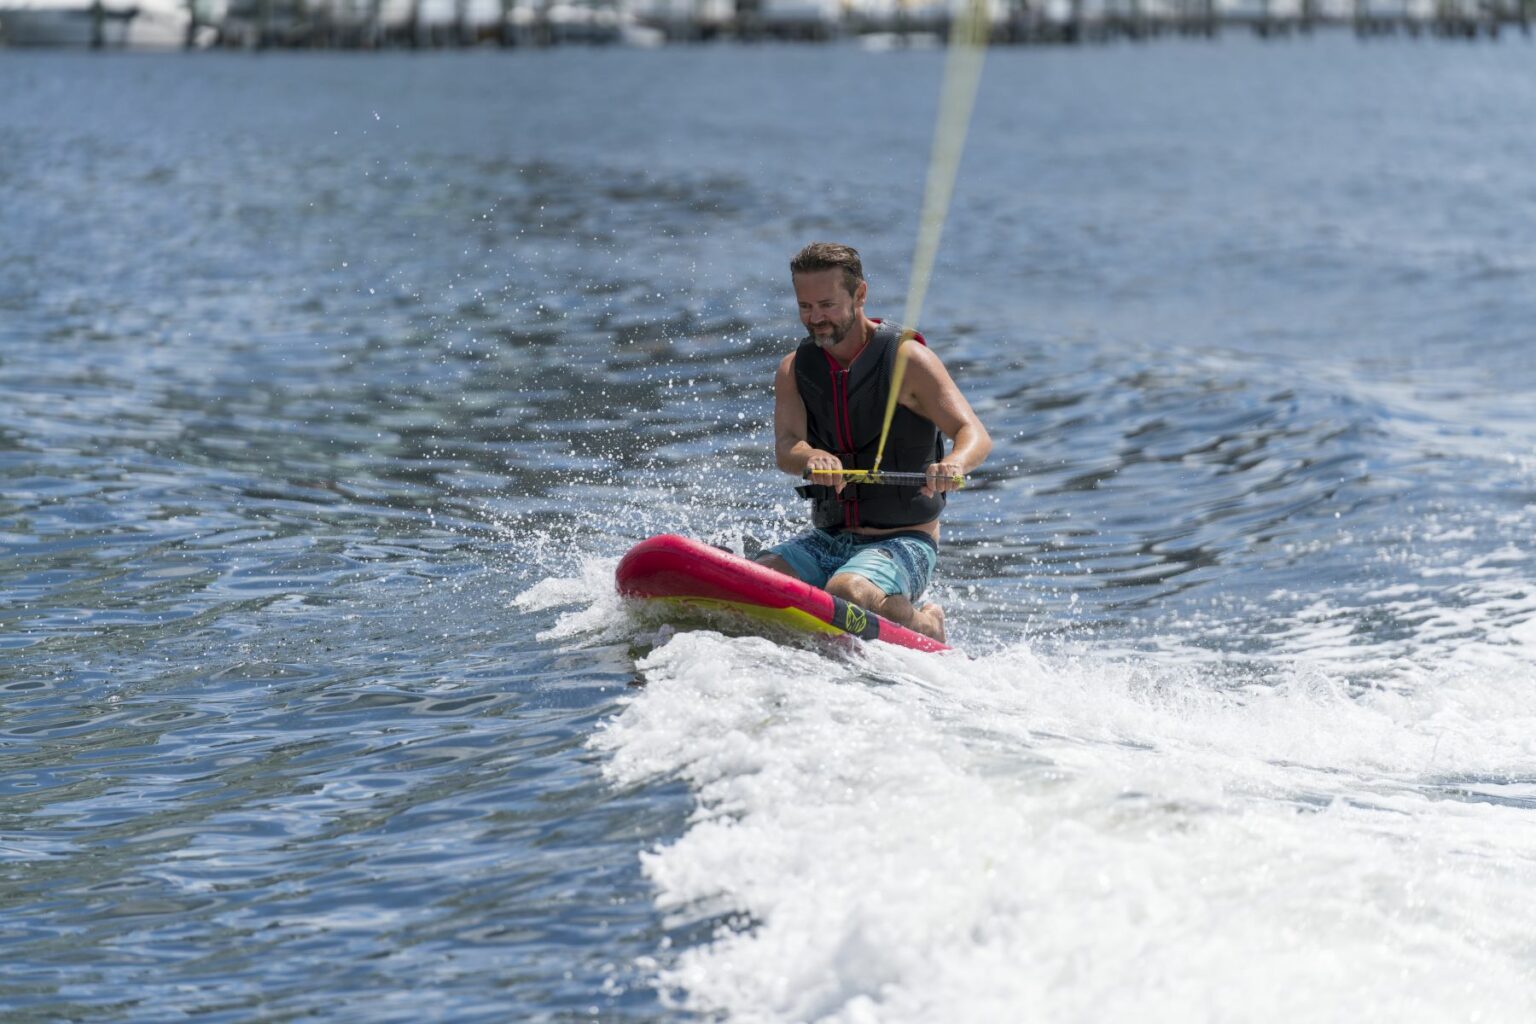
[[794, 269, 864, 350]]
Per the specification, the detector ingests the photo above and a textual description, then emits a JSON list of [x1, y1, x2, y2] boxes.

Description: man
[[755, 241, 991, 643]]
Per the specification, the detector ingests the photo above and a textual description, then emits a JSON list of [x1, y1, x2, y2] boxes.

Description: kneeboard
[[615, 534, 950, 653]]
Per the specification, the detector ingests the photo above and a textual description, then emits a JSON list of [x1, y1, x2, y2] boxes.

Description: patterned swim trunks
[[765, 528, 938, 600]]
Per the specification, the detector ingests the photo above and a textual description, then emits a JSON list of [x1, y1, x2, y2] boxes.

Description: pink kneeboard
[[615, 534, 950, 654]]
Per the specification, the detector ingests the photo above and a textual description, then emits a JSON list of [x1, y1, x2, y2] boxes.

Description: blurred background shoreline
[[0, 0, 1531, 54]]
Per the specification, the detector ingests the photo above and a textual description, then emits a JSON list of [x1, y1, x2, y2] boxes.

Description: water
[[3, 38, 1535, 1021]]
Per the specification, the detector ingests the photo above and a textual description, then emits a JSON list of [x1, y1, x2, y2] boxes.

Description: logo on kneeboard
[[831, 597, 879, 640]]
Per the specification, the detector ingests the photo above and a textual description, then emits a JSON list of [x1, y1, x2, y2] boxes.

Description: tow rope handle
[[801, 468, 967, 489]]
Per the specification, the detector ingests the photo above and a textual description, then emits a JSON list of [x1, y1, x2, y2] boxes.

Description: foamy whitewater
[[558, 560, 1536, 1021]]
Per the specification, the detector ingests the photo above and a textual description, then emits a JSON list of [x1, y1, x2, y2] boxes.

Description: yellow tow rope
[[869, 0, 990, 476]]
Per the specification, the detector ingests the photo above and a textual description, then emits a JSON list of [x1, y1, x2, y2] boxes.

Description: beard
[[809, 312, 856, 350]]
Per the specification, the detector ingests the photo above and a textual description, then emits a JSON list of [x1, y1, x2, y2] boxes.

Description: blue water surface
[[2, 38, 1535, 1020]]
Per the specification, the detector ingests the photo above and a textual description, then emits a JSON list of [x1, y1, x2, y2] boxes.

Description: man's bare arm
[[899, 343, 992, 496], [774, 353, 846, 491]]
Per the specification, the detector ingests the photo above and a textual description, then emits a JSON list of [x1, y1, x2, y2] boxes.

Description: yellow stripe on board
[[872, 0, 991, 473], [651, 596, 850, 637]]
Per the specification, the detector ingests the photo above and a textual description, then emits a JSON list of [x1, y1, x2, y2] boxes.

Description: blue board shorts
[[766, 529, 938, 601]]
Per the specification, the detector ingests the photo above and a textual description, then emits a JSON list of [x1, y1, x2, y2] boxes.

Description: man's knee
[[826, 572, 884, 607]]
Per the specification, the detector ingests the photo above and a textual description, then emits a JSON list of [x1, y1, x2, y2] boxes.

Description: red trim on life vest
[[819, 349, 858, 527]]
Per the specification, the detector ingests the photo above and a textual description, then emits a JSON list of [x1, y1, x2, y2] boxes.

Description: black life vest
[[793, 319, 947, 531]]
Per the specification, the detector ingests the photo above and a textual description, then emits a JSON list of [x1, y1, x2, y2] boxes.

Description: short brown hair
[[790, 242, 864, 297]]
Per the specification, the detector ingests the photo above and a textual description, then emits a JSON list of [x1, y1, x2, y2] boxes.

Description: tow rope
[[849, 0, 990, 486]]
